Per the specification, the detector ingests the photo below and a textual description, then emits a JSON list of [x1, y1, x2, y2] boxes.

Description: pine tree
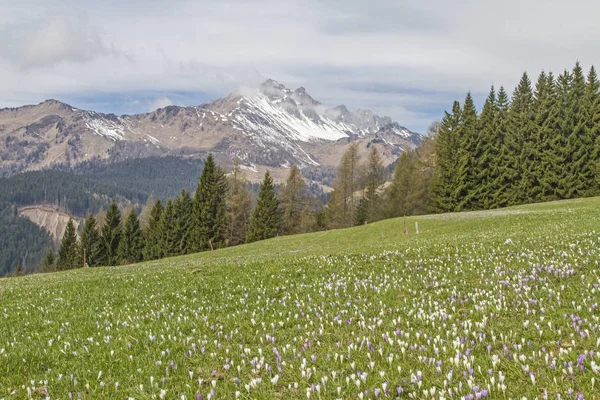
[[511, 72, 537, 204], [101, 201, 122, 266], [78, 214, 101, 267], [246, 172, 281, 243], [118, 209, 144, 264], [14, 263, 24, 276], [551, 71, 574, 199], [430, 101, 462, 212], [57, 218, 78, 270], [566, 62, 591, 198], [454, 92, 478, 211], [42, 248, 55, 272], [173, 189, 194, 254], [530, 71, 554, 202], [354, 199, 369, 226], [226, 159, 252, 246], [143, 200, 163, 261], [193, 154, 228, 251], [588, 66, 600, 194], [280, 165, 310, 235], [470, 86, 498, 208], [159, 199, 178, 257]]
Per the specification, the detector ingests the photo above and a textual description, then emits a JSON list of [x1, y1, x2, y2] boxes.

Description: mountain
[[0, 79, 421, 181]]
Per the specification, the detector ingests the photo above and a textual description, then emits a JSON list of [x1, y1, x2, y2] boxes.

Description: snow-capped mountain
[[0, 79, 421, 181]]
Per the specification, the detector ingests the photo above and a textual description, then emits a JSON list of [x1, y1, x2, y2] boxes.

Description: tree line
[[430, 62, 599, 211], [47, 154, 319, 270]]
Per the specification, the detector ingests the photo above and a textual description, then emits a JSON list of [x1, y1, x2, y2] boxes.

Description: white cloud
[[148, 96, 173, 111], [1, 0, 599, 132], [0, 12, 113, 69]]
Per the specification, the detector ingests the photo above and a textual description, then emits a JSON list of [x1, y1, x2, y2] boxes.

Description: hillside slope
[[1, 197, 599, 398]]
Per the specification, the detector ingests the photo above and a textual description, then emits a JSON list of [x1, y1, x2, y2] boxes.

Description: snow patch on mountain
[[84, 113, 127, 141]]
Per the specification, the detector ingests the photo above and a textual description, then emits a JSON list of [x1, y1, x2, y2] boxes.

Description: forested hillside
[[0, 203, 52, 276], [0, 156, 205, 217]]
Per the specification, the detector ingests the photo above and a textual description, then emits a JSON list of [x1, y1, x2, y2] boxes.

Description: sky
[[1, 0, 599, 133]]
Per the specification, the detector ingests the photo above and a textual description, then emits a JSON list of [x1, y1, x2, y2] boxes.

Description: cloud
[[148, 96, 173, 111], [1, 0, 599, 132], [0, 12, 114, 69]]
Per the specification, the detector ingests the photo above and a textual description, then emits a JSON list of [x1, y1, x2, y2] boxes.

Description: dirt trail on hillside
[[19, 205, 82, 246]]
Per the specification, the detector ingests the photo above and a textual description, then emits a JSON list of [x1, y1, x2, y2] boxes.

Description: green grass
[[1, 197, 600, 399]]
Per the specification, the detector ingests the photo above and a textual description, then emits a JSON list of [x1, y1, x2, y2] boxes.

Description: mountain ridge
[[0, 79, 421, 180]]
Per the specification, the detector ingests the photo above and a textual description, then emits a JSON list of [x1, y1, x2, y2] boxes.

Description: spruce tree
[[354, 199, 369, 226], [118, 209, 144, 264], [588, 66, 600, 194], [143, 200, 163, 261], [567, 62, 591, 198], [454, 92, 478, 211], [14, 263, 24, 276], [78, 214, 101, 267], [159, 199, 178, 257], [101, 201, 122, 266], [531, 71, 554, 202], [246, 172, 281, 243], [42, 248, 55, 272], [551, 71, 574, 199], [470, 86, 498, 209], [57, 218, 79, 270], [193, 154, 228, 251], [226, 159, 252, 246], [430, 101, 462, 212], [173, 189, 194, 255]]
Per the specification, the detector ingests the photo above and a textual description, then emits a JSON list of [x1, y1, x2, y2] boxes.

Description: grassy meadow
[[1, 197, 600, 399]]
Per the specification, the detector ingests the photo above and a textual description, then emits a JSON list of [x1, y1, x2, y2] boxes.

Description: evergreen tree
[[566, 62, 591, 198], [100, 201, 122, 266], [14, 263, 24, 276], [469, 86, 498, 209], [118, 209, 144, 264], [510, 72, 537, 205], [78, 214, 101, 267], [488, 86, 513, 208], [193, 154, 228, 251], [143, 200, 163, 261], [226, 159, 252, 246], [280, 165, 310, 235], [588, 66, 600, 194], [173, 189, 194, 254], [159, 199, 178, 257], [42, 248, 55, 272], [246, 172, 281, 243], [354, 199, 369, 226], [57, 218, 78, 270], [430, 101, 462, 212], [549, 71, 573, 199], [454, 92, 478, 211], [531, 71, 554, 202]]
